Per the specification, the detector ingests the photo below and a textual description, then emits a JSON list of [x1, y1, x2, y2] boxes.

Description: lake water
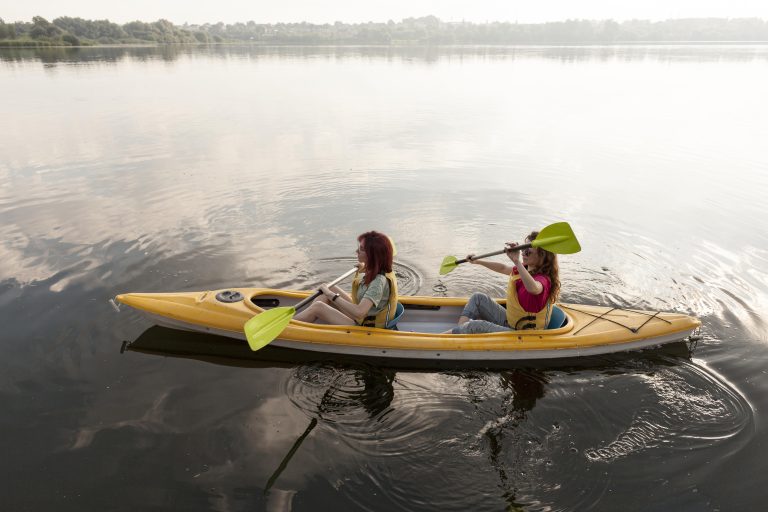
[[1, 44, 767, 511]]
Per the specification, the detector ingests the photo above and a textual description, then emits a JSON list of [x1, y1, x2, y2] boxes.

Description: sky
[[4, 0, 768, 25]]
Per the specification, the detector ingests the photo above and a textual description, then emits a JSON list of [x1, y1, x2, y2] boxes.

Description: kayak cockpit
[[244, 289, 572, 335]]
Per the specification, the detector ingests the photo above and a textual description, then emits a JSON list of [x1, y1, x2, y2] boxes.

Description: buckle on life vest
[[359, 316, 377, 327], [515, 316, 537, 330]]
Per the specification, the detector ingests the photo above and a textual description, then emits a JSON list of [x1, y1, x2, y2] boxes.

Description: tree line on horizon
[[1, 15, 767, 47]]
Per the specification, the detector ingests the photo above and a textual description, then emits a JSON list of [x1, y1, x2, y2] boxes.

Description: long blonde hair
[[526, 231, 560, 302]]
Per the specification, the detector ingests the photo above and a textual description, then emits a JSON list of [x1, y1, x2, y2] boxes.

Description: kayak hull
[[116, 288, 701, 361]]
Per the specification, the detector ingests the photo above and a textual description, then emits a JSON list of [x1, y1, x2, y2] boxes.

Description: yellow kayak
[[116, 288, 700, 360]]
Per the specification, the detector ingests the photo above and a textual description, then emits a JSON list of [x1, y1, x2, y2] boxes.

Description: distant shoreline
[[3, 41, 768, 49], [2, 16, 768, 48]]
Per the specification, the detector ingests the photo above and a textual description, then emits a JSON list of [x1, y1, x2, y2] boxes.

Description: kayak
[[115, 287, 701, 361]]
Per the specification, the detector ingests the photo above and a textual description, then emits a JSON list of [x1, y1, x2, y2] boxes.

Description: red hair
[[358, 231, 394, 285]]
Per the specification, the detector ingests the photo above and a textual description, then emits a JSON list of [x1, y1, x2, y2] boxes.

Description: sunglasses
[[522, 248, 533, 256]]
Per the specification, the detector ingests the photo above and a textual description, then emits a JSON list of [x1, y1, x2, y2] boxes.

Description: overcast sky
[[5, 0, 768, 25]]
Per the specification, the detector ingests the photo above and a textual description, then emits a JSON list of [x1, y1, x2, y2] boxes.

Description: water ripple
[[434, 270, 508, 298], [286, 365, 463, 460], [273, 257, 423, 296], [282, 360, 755, 511], [583, 359, 753, 463]]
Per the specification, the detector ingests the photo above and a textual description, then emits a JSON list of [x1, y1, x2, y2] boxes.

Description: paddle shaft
[[292, 266, 359, 313], [454, 241, 535, 266]]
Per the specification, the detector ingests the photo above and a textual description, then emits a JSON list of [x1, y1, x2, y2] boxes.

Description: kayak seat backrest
[[385, 302, 405, 330], [546, 305, 567, 329]]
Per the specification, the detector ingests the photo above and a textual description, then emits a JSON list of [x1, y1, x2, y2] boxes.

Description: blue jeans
[[451, 292, 512, 334]]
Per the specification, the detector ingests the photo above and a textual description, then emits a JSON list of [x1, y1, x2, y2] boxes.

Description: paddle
[[439, 221, 581, 276], [244, 266, 359, 351]]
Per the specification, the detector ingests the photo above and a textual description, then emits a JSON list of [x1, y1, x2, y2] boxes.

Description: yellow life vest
[[350, 271, 398, 328], [505, 272, 551, 330]]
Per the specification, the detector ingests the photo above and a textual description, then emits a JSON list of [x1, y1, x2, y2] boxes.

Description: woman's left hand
[[319, 284, 332, 297]]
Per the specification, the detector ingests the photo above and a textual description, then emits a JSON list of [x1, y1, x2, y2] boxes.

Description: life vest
[[505, 271, 551, 330], [350, 270, 398, 328]]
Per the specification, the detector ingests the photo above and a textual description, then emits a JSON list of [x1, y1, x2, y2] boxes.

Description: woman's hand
[[466, 254, 478, 264], [319, 284, 333, 297], [505, 242, 522, 265]]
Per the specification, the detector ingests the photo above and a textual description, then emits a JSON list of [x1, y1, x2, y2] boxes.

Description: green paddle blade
[[439, 255, 458, 275], [244, 306, 296, 351], [532, 222, 581, 254]]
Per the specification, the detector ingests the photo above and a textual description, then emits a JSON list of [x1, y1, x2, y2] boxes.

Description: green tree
[[32, 16, 51, 28], [29, 16, 62, 40], [30, 25, 46, 38], [62, 34, 80, 45]]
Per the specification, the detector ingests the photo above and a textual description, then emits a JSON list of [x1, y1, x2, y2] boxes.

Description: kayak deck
[[116, 288, 701, 360]]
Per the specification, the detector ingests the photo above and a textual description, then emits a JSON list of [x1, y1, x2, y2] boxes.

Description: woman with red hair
[[293, 231, 398, 328]]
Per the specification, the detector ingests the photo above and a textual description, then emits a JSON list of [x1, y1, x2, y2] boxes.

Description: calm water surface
[[1, 45, 767, 511]]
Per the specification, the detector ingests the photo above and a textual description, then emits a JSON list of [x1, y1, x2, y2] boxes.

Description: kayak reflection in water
[[293, 231, 398, 327], [448, 230, 561, 334]]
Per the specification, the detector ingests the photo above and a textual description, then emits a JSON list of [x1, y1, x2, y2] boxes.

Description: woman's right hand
[[466, 254, 477, 264], [505, 242, 522, 264]]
